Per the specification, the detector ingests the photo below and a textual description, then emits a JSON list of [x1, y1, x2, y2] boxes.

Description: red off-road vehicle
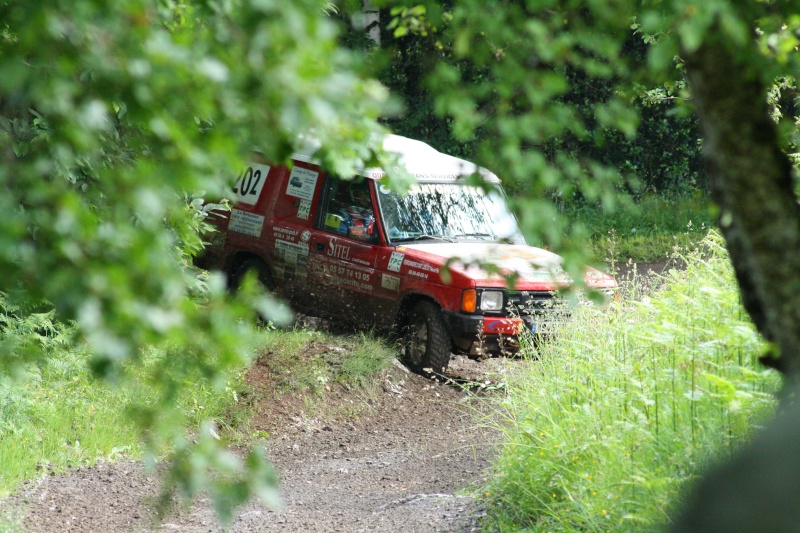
[[199, 135, 617, 373]]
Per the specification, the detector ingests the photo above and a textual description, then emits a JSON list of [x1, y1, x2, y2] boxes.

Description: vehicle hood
[[398, 242, 616, 288]]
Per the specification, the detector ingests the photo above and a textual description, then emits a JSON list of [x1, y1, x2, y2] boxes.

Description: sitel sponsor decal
[[327, 240, 351, 260]]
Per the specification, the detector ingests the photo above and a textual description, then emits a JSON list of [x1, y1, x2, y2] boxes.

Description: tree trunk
[[685, 33, 800, 375], [670, 27, 800, 533]]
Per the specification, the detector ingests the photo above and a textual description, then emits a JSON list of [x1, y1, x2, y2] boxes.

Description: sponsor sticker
[[388, 252, 404, 272], [382, 274, 400, 292], [286, 167, 319, 201], [403, 259, 440, 273], [327, 240, 351, 260], [297, 199, 311, 219], [228, 209, 265, 237], [274, 239, 309, 280], [272, 226, 299, 240]]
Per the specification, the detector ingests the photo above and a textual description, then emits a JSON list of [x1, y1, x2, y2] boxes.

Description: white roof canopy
[[292, 134, 500, 183]]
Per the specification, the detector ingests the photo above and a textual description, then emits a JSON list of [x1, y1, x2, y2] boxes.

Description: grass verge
[[481, 231, 781, 532], [0, 342, 252, 495], [0, 351, 141, 493], [0, 322, 394, 497], [251, 327, 395, 392], [564, 193, 715, 264]]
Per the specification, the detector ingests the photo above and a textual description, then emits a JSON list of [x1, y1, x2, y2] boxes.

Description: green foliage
[[0, 294, 72, 374], [0, 0, 389, 369], [0, 343, 142, 494], [253, 327, 395, 395], [482, 233, 781, 531], [0, 0, 393, 517], [564, 193, 715, 264], [387, 5, 432, 38], [366, 1, 800, 271], [362, 0, 709, 265], [0, 326, 258, 495]]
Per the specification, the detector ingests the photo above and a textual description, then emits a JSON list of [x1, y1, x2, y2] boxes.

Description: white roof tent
[[292, 134, 500, 184]]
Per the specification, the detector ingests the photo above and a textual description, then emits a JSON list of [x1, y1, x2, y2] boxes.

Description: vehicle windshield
[[377, 182, 525, 244]]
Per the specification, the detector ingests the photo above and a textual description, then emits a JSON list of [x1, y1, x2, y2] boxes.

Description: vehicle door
[[265, 161, 323, 304], [307, 177, 382, 321]]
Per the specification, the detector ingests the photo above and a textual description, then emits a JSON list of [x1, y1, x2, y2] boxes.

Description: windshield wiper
[[452, 232, 498, 240], [393, 234, 456, 243]]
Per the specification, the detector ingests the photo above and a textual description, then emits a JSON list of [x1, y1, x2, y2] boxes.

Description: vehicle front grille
[[506, 290, 566, 318]]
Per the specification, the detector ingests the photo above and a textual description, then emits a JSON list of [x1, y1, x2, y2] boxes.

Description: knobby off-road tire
[[229, 257, 275, 293], [402, 301, 452, 374], [228, 257, 281, 325]]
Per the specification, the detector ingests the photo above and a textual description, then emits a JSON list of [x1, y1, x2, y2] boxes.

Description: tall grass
[[0, 345, 141, 493], [482, 232, 781, 532], [564, 193, 715, 263]]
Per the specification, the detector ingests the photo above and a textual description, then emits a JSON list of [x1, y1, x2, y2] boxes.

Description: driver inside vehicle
[[324, 179, 376, 242]]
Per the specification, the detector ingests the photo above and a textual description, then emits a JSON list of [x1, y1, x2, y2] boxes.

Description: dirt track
[[2, 355, 514, 532]]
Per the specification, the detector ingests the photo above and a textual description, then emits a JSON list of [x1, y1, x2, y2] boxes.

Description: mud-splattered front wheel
[[402, 301, 452, 374]]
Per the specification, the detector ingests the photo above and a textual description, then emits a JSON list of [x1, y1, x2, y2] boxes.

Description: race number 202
[[233, 163, 270, 206]]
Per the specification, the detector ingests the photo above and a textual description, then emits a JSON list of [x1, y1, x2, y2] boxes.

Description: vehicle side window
[[319, 178, 377, 243]]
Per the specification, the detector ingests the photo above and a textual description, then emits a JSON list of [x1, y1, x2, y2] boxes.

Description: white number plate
[[233, 163, 270, 205]]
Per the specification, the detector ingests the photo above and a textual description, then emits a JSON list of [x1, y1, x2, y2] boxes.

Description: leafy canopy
[[0, 0, 391, 517], [0, 0, 413, 364]]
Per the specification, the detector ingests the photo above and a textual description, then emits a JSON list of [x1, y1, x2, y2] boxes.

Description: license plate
[[530, 322, 555, 334]]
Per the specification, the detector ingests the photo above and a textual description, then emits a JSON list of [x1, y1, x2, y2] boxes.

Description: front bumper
[[441, 310, 555, 356], [441, 310, 483, 352]]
